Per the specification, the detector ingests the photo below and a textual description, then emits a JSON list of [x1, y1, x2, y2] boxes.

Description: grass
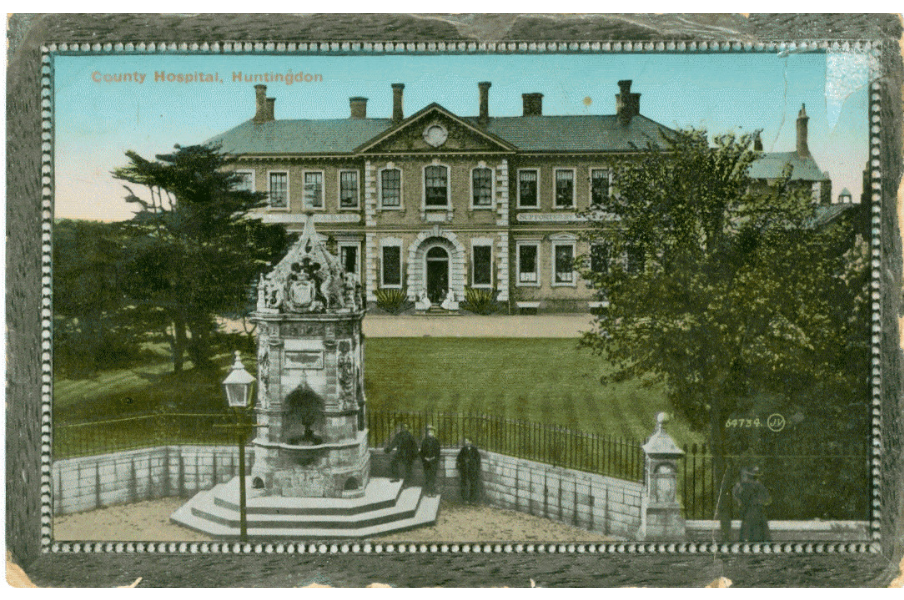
[[54, 337, 703, 453], [363, 338, 702, 446]]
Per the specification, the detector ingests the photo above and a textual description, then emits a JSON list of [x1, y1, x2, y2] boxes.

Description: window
[[472, 245, 493, 287], [517, 243, 539, 285], [233, 171, 254, 193], [424, 165, 449, 207], [304, 172, 324, 209], [472, 167, 493, 208], [811, 181, 821, 203], [339, 171, 359, 209], [590, 243, 609, 274], [340, 244, 359, 276], [553, 243, 575, 285], [626, 245, 645, 274], [381, 245, 402, 287], [518, 169, 539, 208], [591, 169, 611, 207], [268, 172, 288, 209], [554, 169, 575, 208], [380, 169, 401, 208]]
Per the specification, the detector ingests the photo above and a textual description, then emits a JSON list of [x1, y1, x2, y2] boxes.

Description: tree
[[113, 144, 291, 372], [579, 129, 869, 535], [53, 219, 146, 376]]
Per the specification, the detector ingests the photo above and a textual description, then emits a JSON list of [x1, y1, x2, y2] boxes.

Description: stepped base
[[171, 477, 440, 539]]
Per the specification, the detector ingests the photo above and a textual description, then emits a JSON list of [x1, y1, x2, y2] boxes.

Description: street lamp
[[222, 351, 256, 542]]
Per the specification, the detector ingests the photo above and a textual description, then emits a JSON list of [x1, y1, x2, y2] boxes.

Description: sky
[[54, 51, 870, 221]]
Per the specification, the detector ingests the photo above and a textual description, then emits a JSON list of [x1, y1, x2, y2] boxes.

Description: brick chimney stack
[[478, 81, 492, 126], [349, 97, 368, 119], [253, 84, 272, 123], [753, 131, 763, 151], [616, 80, 640, 125], [796, 104, 810, 158], [264, 97, 275, 121], [392, 83, 405, 123], [522, 93, 543, 117]]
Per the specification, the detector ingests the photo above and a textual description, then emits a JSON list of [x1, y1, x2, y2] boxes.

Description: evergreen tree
[[113, 144, 290, 372]]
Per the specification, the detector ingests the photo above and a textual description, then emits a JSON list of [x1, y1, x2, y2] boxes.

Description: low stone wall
[[53, 446, 251, 515], [370, 448, 644, 539]]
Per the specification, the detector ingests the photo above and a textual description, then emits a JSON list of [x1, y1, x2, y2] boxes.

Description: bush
[[375, 288, 410, 314], [461, 287, 498, 315]]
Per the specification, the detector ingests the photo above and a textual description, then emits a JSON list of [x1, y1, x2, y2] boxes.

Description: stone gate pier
[[172, 216, 440, 538]]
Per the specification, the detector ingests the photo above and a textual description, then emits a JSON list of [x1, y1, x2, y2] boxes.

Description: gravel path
[[362, 315, 594, 338], [53, 496, 614, 543]]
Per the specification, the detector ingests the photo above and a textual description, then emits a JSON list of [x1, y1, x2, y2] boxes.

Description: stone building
[[207, 80, 674, 313], [749, 104, 833, 205]]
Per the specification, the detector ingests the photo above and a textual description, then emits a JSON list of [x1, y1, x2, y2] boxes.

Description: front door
[[425, 246, 449, 304]]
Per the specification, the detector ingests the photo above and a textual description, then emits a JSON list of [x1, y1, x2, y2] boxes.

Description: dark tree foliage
[[113, 144, 290, 372], [53, 219, 152, 376], [579, 129, 870, 530]]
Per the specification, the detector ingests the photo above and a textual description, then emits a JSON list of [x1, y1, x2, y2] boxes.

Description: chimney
[[349, 96, 368, 119], [265, 97, 275, 121], [753, 131, 763, 151], [616, 79, 641, 125], [478, 81, 491, 126], [522, 93, 543, 117], [253, 84, 271, 122], [391, 83, 405, 123], [796, 103, 810, 158]]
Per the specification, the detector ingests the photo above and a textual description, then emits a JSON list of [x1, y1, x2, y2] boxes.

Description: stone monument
[[251, 214, 369, 498], [172, 215, 440, 538], [638, 412, 687, 540]]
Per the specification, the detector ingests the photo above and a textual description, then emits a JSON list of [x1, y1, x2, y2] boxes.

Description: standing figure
[[733, 466, 771, 542], [456, 438, 482, 503], [384, 423, 418, 484], [419, 425, 442, 496]]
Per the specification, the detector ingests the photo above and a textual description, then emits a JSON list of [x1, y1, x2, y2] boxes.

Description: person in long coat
[[733, 466, 771, 542], [419, 425, 442, 496], [385, 423, 418, 484], [456, 438, 482, 503]]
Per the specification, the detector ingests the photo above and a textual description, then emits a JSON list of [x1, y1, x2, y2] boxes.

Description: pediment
[[356, 104, 515, 154]]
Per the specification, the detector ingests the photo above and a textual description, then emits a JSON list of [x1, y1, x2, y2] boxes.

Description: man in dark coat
[[384, 423, 418, 484], [733, 466, 771, 542], [419, 425, 442, 496], [456, 438, 482, 503]]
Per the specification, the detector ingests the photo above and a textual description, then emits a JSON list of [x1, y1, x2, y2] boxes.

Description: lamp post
[[222, 351, 256, 542]]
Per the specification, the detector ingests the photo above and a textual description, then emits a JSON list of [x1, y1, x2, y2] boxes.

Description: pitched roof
[[206, 112, 674, 155], [476, 114, 672, 152], [749, 151, 829, 182], [806, 203, 854, 228], [206, 118, 394, 155]]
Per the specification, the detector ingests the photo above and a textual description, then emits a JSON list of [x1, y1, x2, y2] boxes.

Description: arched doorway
[[425, 246, 449, 304]]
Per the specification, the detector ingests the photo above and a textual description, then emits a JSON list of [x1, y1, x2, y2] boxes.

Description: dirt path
[[53, 497, 614, 543], [362, 315, 594, 338]]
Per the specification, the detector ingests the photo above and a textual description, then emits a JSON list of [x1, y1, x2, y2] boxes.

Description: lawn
[[55, 338, 700, 443]]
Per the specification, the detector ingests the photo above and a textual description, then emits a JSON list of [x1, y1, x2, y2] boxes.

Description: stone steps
[[171, 477, 441, 539]]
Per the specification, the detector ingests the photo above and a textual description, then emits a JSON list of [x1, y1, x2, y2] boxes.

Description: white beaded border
[[38, 39, 885, 556]]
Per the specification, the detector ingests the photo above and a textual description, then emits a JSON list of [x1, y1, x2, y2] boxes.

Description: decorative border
[[40, 39, 885, 556]]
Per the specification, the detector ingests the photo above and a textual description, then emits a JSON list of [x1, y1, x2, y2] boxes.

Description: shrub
[[375, 288, 410, 314], [461, 287, 498, 315]]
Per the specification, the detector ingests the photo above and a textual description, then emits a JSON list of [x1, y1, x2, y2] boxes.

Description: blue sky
[[54, 51, 869, 221]]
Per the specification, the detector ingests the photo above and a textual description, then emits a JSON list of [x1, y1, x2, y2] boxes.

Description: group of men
[[383, 423, 482, 502]]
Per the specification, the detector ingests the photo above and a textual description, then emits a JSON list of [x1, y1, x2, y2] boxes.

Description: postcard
[[6, 13, 902, 588]]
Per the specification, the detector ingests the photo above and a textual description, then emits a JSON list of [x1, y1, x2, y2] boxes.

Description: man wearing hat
[[419, 425, 441, 496], [732, 466, 771, 542], [384, 423, 418, 484]]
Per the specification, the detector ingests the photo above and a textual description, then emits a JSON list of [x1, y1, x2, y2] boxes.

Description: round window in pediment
[[423, 124, 448, 147]]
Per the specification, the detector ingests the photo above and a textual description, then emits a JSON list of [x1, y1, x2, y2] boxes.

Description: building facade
[[209, 80, 672, 313]]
